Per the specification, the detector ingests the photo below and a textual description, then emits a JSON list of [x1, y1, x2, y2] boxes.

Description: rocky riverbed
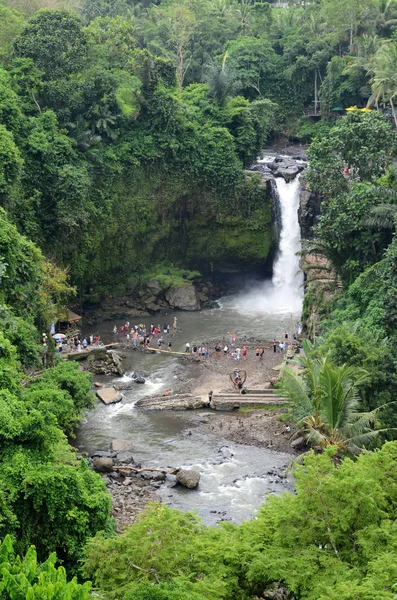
[[79, 340, 299, 531]]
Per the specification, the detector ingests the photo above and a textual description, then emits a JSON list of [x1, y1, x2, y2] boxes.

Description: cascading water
[[271, 176, 303, 311], [221, 173, 304, 317]]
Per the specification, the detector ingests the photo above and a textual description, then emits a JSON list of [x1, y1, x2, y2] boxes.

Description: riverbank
[[92, 402, 295, 531], [84, 339, 297, 531]]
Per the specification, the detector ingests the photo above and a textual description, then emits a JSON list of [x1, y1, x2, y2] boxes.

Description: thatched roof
[[58, 308, 82, 323]]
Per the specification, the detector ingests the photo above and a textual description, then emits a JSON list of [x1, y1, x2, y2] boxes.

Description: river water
[[75, 163, 304, 525]]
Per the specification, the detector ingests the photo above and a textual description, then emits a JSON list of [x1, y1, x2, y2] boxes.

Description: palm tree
[[280, 341, 395, 456], [361, 185, 397, 230], [368, 41, 397, 127], [375, 0, 397, 35], [203, 53, 239, 104]]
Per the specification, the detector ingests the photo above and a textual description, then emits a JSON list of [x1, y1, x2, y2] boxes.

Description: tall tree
[[368, 41, 397, 127]]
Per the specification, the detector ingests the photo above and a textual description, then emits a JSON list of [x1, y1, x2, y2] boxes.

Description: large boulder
[[176, 469, 200, 489], [96, 386, 122, 405], [93, 457, 114, 472], [165, 285, 200, 311]]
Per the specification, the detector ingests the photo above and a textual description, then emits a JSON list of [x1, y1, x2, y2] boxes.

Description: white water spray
[[271, 176, 303, 308], [222, 175, 303, 316]]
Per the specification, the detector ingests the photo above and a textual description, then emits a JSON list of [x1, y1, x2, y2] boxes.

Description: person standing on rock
[[168, 340, 172, 350], [273, 339, 277, 353], [255, 347, 260, 360], [242, 346, 247, 360], [185, 342, 190, 353], [173, 317, 177, 329], [285, 331, 288, 340]]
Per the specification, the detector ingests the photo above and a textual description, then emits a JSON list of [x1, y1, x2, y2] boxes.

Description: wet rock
[[91, 450, 117, 458], [96, 386, 122, 405], [114, 383, 134, 391], [134, 377, 146, 384], [87, 348, 124, 376], [218, 446, 233, 459], [176, 469, 200, 489], [93, 457, 114, 472], [140, 471, 166, 481], [115, 451, 135, 465], [132, 371, 149, 379], [165, 285, 200, 311], [111, 439, 134, 453]]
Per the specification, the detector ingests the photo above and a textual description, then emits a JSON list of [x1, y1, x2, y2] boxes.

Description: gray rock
[[291, 436, 306, 449], [134, 377, 146, 384], [96, 386, 122, 405], [116, 451, 135, 465], [91, 450, 117, 458], [165, 285, 200, 311], [140, 471, 166, 481], [176, 469, 200, 489], [111, 439, 133, 453], [147, 279, 163, 293], [133, 370, 149, 379], [219, 446, 233, 459], [93, 457, 114, 472]]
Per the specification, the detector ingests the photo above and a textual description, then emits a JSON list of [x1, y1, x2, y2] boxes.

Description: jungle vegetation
[[0, 0, 397, 598]]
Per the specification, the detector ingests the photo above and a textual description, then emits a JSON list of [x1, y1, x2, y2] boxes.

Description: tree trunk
[[314, 69, 318, 115], [390, 97, 397, 129], [176, 42, 184, 88]]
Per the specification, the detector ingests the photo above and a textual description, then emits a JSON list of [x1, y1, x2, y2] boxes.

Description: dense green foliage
[[304, 106, 397, 434], [279, 340, 393, 455], [2, 1, 397, 598], [1, 0, 397, 297], [0, 535, 91, 599], [0, 210, 112, 574], [83, 443, 397, 599]]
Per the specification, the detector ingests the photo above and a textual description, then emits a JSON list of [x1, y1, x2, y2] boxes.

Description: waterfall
[[222, 174, 303, 317], [271, 176, 303, 302]]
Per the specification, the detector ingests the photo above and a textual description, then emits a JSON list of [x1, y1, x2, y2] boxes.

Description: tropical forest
[[1, 0, 397, 598]]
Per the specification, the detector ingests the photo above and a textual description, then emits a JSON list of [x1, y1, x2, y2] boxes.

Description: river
[[75, 159, 304, 525]]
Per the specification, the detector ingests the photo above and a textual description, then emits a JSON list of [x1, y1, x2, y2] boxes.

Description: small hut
[[57, 308, 82, 333]]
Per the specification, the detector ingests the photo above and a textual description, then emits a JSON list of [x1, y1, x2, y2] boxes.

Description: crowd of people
[[55, 334, 102, 353], [113, 318, 178, 350]]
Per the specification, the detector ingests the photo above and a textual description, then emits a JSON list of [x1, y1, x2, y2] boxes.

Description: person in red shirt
[[242, 347, 247, 360]]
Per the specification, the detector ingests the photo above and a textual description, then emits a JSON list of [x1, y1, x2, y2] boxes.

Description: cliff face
[[298, 174, 321, 240], [80, 167, 276, 317]]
